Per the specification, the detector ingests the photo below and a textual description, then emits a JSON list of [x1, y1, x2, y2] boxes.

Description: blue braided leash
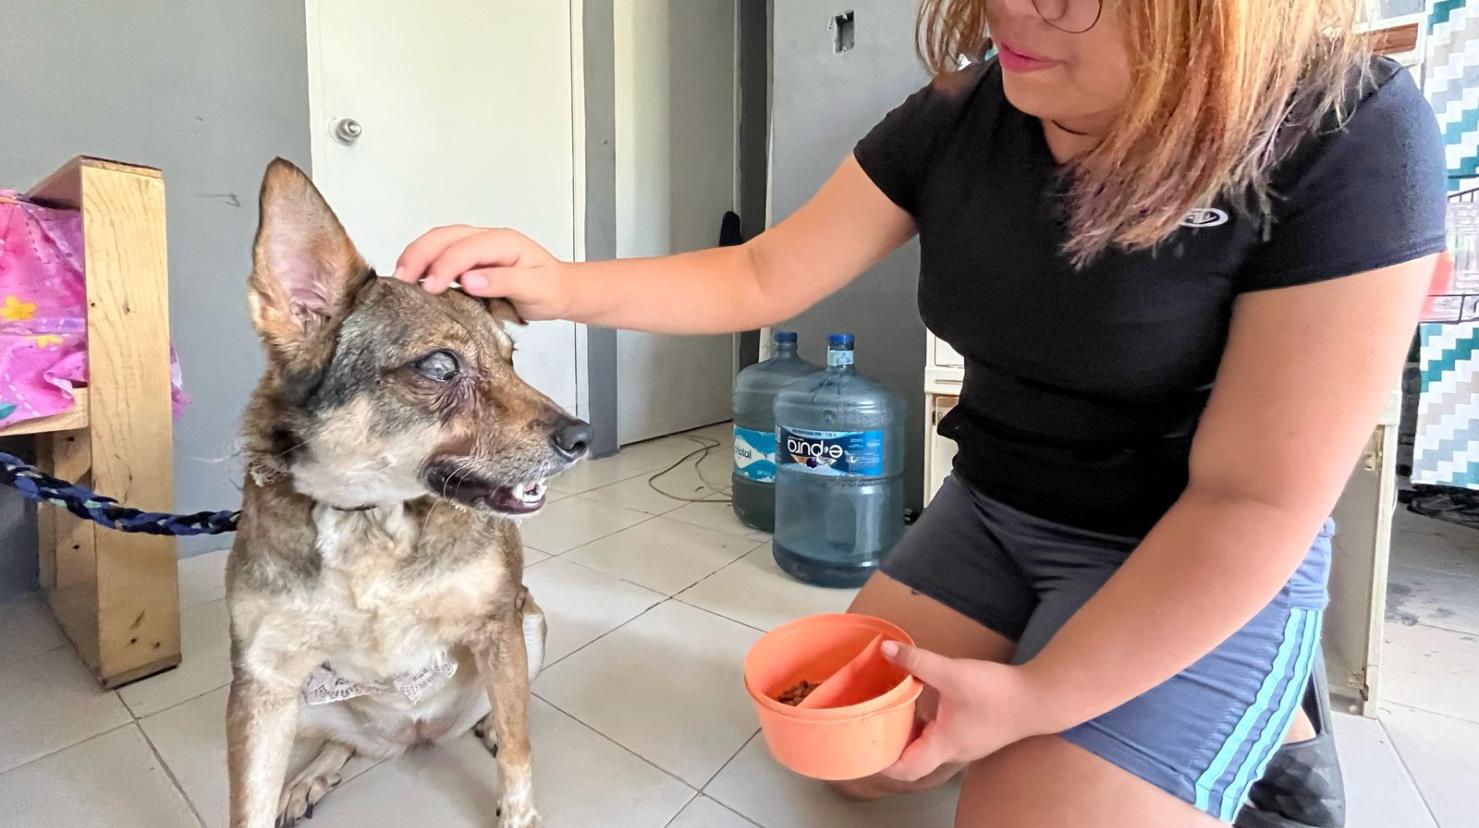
[[0, 451, 239, 536]]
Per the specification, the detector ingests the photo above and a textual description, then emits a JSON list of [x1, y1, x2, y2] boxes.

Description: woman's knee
[[955, 737, 1218, 827]]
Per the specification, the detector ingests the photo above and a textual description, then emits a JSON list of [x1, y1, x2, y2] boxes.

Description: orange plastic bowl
[[743, 613, 922, 781]]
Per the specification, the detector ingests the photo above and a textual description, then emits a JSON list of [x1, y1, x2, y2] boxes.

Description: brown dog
[[225, 159, 586, 828]]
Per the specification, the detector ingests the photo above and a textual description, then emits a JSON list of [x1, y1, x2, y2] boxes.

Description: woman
[[395, 0, 1446, 824]]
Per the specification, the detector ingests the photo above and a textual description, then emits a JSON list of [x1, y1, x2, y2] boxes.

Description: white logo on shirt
[[1180, 207, 1229, 228]]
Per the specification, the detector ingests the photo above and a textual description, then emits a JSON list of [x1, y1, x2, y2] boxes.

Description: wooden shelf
[[0, 388, 90, 437], [20, 156, 179, 689]]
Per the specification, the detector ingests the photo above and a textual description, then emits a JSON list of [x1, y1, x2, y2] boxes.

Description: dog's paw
[[473, 714, 499, 757], [496, 804, 541, 828], [275, 767, 342, 826], [496, 773, 539, 828]]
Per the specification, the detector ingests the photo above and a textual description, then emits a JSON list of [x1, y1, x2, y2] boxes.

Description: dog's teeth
[[516, 480, 546, 503]]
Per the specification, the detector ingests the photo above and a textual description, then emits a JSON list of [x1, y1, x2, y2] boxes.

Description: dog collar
[[302, 651, 458, 706]]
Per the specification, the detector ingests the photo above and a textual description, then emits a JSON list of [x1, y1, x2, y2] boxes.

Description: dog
[[225, 159, 588, 828]]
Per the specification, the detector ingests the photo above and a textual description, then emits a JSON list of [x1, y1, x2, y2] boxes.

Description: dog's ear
[[247, 158, 366, 367], [484, 297, 527, 328]]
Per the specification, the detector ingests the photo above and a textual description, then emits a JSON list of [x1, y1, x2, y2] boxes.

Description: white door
[[306, 0, 584, 415], [613, 0, 738, 444]]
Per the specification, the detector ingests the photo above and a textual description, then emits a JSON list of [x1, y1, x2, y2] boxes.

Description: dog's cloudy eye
[[412, 350, 461, 383]]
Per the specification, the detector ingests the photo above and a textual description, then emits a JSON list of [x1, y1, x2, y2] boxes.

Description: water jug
[[731, 331, 821, 531], [772, 333, 906, 588]]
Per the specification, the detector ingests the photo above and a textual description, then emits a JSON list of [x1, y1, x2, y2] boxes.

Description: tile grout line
[[674, 543, 834, 638], [698, 731, 769, 828], [659, 791, 702, 828], [698, 728, 763, 793], [548, 466, 652, 497], [0, 641, 70, 671], [538, 554, 669, 603], [536, 592, 667, 673], [672, 596, 769, 636], [1387, 618, 1479, 639], [678, 600, 770, 636], [1380, 696, 1479, 727], [577, 465, 713, 516], [1387, 559, 1479, 580], [532, 600, 762, 796], [537, 509, 661, 558], [121, 678, 234, 722], [588, 539, 760, 599], [0, 720, 136, 781], [1376, 711, 1445, 827], [136, 718, 210, 827], [658, 791, 766, 828], [553, 498, 764, 561], [713, 797, 767, 828], [543, 514, 760, 597], [550, 442, 709, 499], [529, 691, 699, 795]]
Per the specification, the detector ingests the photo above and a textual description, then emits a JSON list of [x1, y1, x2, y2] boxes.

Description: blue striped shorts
[[882, 476, 1332, 821]]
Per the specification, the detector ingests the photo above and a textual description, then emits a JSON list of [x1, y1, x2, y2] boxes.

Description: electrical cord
[[645, 434, 733, 504]]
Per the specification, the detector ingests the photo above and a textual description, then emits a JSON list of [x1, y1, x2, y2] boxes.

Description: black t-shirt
[[855, 57, 1447, 536]]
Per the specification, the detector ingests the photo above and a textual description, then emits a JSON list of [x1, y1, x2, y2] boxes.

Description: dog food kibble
[[777, 680, 820, 706]]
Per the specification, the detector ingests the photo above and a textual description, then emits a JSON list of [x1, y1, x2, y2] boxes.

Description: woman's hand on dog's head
[[394, 225, 570, 321]]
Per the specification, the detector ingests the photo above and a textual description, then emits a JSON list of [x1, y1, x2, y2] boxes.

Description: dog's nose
[[551, 417, 592, 459]]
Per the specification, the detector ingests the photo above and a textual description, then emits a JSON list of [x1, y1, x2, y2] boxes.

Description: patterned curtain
[[1427, 0, 1479, 189], [1412, 322, 1479, 489]]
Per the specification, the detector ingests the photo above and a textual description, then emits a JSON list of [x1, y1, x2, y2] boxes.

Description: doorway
[[612, 0, 757, 445]]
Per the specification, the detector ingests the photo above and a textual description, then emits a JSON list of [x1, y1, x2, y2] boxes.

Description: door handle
[[332, 118, 363, 144]]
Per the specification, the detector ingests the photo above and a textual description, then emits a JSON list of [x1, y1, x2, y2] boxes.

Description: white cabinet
[[924, 394, 959, 502], [923, 331, 964, 503]]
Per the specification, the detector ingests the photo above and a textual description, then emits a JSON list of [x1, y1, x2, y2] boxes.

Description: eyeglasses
[[1032, 0, 1103, 33]]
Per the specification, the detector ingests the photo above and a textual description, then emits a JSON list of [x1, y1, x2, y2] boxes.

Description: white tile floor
[[1, 424, 1475, 827]]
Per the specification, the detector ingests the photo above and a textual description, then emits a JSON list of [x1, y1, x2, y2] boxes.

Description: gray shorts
[[882, 475, 1332, 821]]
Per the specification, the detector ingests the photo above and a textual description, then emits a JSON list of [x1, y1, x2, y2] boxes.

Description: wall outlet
[[832, 11, 855, 54]]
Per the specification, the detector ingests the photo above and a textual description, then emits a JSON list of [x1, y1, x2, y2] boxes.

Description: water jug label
[[777, 426, 885, 477], [828, 350, 854, 368], [733, 426, 777, 482]]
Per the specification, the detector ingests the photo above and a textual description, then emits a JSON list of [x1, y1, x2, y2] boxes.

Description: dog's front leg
[[227, 669, 305, 828], [473, 610, 540, 828]]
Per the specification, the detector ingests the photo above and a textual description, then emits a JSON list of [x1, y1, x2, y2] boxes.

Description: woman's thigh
[[956, 736, 1221, 828], [833, 571, 1016, 800], [833, 476, 1033, 799], [849, 571, 1017, 665]]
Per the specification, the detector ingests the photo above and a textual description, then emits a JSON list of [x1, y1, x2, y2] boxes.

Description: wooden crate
[[0, 157, 180, 688]]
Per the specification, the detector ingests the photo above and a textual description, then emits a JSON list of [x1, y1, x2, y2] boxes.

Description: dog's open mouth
[[500, 480, 549, 513], [426, 466, 550, 515]]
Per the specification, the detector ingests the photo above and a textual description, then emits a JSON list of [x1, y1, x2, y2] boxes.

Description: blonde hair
[[916, 0, 1368, 266]]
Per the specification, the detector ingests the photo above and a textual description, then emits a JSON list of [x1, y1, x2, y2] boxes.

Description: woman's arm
[[1021, 254, 1437, 730], [393, 155, 916, 335], [881, 254, 1436, 780]]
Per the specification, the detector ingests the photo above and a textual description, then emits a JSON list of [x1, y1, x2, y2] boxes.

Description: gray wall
[[0, 0, 311, 598], [769, 1, 929, 512]]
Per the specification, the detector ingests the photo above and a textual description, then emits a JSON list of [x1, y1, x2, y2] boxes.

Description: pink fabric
[[0, 191, 188, 429]]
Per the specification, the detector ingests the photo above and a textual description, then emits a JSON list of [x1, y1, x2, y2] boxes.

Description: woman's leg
[[955, 736, 1222, 828], [831, 477, 1039, 800], [831, 571, 1017, 800], [983, 504, 1333, 826]]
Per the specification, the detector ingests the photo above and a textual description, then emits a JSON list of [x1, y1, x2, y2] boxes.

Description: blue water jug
[[772, 333, 906, 588], [731, 331, 821, 531]]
